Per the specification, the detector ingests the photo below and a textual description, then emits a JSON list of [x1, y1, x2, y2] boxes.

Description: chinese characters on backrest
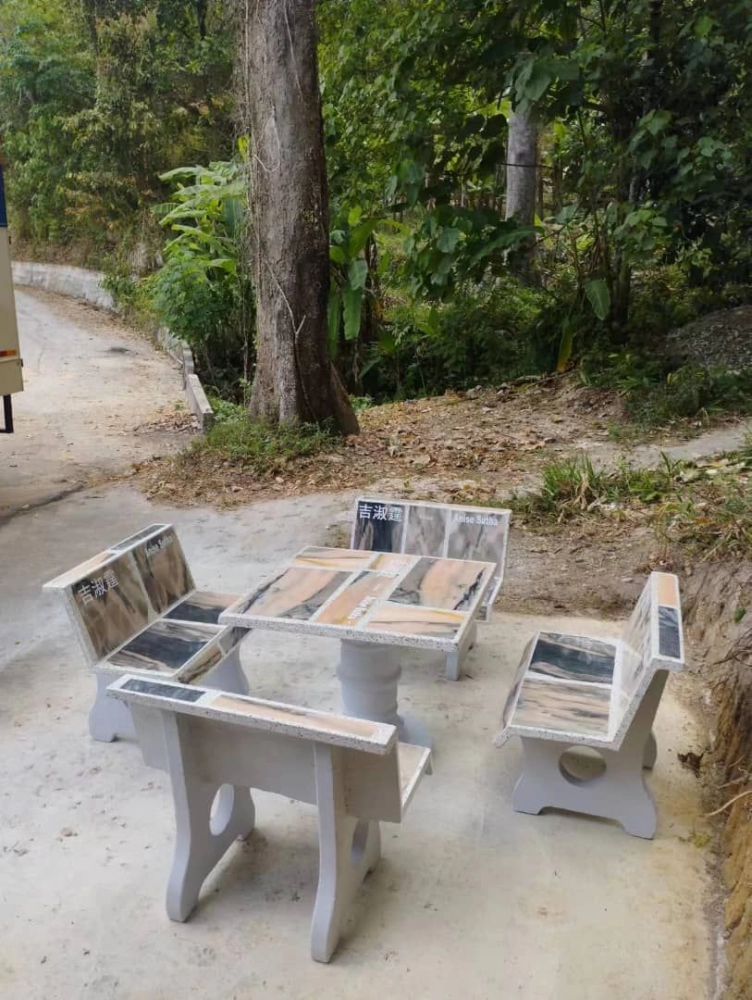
[[351, 498, 511, 618], [44, 524, 195, 663]]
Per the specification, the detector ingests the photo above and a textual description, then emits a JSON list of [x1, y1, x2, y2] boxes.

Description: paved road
[[0, 483, 711, 1000], [1, 287, 187, 517]]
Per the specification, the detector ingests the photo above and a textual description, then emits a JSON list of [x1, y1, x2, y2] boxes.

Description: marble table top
[[219, 546, 496, 652]]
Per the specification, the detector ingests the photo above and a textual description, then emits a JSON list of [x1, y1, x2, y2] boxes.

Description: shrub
[[363, 279, 550, 399], [189, 408, 335, 471]]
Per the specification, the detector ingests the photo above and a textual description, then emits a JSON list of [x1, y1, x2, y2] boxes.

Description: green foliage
[[363, 280, 549, 398], [584, 347, 752, 430], [148, 159, 251, 395], [189, 410, 334, 471], [5, 0, 752, 408], [512, 452, 682, 523], [516, 446, 752, 562], [0, 0, 234, 246]]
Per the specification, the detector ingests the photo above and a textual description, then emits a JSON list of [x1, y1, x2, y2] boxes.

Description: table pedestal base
[[337, 640, 432, 749]]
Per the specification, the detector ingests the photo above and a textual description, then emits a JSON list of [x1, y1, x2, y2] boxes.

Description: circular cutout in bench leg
[[210, 784, 235, 836], [558, 746, 607, 786]]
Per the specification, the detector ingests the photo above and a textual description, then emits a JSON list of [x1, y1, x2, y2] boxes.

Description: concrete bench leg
[[89, 671, 136, 742], [512, 737, 658, 839], [204, 645, 249, 696], [643, 730, 657, 770], [162, 713, 256, 922], [445, 621, 478, 681], [311, 744, 381, 963]]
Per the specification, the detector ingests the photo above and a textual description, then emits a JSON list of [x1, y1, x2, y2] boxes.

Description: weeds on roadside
[[512, 453, 681, 523], [515, 448, 752, 561], [185, 408, 335, 473], [583, 353, 752, 434]]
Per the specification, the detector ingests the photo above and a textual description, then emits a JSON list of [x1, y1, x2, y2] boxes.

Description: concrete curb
[[12, 260, 214, 431]]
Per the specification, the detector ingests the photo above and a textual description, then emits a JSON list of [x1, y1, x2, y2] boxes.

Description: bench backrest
[[44, 524, 195, 664], [109, 675, 412, 822], [610, 571, 684, 742], [350, 497, 511, 620]]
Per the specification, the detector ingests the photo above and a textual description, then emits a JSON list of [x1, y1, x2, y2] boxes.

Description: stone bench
[[43, 524, 247, 742], [350, 497, 512, 679], [108, 674, 431, 963], [495, 572, 684, 838]]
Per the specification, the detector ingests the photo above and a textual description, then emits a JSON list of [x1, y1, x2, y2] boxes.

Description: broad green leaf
[[329, 245, 347, 265], [347, 205, 363, 226], [327, 290, 341, 358], [436, 227, 461, 253], [349, 218, 380, 256], [584, 278, 611, 321], [694, 15, 713, 38], [342, 284, 364, 341], [348, 259, 368, 290]]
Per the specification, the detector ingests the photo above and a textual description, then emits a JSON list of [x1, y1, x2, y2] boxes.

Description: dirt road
[[0, 287, 189, 517]]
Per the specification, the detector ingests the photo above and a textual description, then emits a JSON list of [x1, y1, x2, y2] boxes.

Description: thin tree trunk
[[505, 109, 538, 225], [505, 107, 539, 280], [239, 0, 358, 434]]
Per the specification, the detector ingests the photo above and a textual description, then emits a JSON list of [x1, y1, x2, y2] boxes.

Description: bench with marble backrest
[[43, 524, 247, 742], [495, 571, 684, 838], [107, 674, 431, 963], [350, 497, 512, 679]]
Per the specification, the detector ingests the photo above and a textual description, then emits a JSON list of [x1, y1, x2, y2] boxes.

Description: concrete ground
[[1, 484, 712, 1000], [1, 288, 185, 517]]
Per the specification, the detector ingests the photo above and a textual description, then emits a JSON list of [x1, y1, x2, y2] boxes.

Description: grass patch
[[187, 404, 335, 472], [512, 453, 681, 523], [514, 445, 752, 561], [627, 365, 752, 430], [583, 354, 752, 436]]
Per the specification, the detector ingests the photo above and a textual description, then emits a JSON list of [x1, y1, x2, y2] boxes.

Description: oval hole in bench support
[[210, 784, 236, 836], [558, 747, 607, 786]]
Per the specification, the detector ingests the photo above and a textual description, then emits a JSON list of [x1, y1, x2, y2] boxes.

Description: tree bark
[[240, 0, 358, 434], [505, 107, 538, 280], [505, 108, 538, 226]]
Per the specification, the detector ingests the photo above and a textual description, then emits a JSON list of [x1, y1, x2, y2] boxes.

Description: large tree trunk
[[505, 108, 539, 280], [240, 0, 358, 434]]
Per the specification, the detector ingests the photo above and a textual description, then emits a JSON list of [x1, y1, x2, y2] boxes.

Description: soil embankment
[[683, 564, 752, 999]]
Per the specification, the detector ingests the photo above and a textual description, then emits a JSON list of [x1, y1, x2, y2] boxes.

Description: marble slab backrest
[[109, 675, 406, 822], [44, 524, 195, 664], [609, 572, 684, 744], [350, 497, 511, 620]]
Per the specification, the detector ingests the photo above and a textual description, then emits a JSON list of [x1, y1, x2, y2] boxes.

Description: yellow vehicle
[[0, 159, 22, 433]]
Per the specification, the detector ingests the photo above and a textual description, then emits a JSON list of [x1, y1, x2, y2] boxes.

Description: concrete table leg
[[336, 640, 432, 748]]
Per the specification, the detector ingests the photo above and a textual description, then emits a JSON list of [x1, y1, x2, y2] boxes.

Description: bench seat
[[500, 632, 619, 746], [44, 525, 248, 742], [108, 675, 432, 962], [496, 572, 685, 838]]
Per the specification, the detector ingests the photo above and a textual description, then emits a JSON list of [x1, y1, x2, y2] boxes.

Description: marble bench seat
[[502, 633, 618, 744], [108, 674, 432, 962], [43, 524, 248, 742], [496, 572, 685, 838]]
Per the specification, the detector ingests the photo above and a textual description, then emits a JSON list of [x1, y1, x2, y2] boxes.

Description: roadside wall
[[11, 261, 115, 311], [12, 260, 214, 429]]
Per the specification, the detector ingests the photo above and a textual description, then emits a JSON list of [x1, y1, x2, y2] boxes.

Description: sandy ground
[[0, 485, 714, 1000], [0, 288, 189, 517]]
